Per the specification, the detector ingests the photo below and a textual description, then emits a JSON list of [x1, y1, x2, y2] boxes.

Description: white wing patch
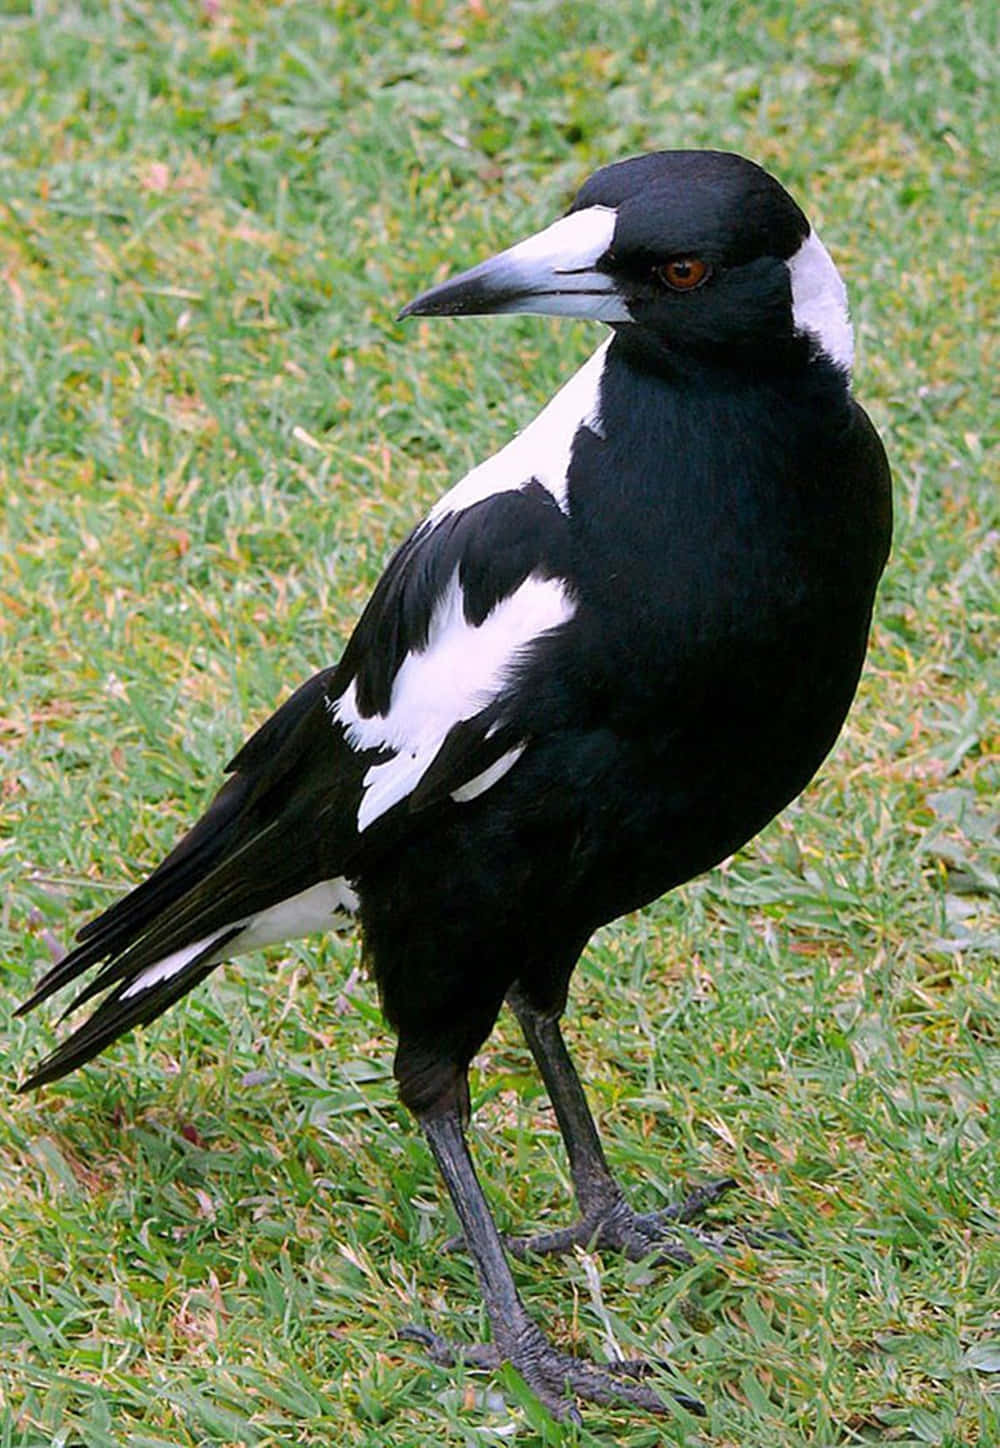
[[787, 229, 853, 375], [120, 877, 358, 1000], [334, 570, 574, 830], [429, 337, 610, 522]]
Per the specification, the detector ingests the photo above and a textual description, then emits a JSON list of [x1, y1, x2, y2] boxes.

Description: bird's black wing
[[17, 478, 575, 1087]]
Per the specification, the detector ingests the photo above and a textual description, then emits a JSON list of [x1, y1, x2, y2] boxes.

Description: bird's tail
[[17, 666, 359, 1091], [16, 925, 243, 1090]]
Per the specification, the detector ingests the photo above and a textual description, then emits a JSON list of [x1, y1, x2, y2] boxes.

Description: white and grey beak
[[399, 205, 630, 323]]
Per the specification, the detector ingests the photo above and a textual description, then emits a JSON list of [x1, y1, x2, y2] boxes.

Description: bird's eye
[[656, 257, 710, 292]]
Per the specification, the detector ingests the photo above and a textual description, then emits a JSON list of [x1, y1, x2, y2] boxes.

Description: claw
[[400, 1320, 705, 1418], [651, 1175, 739, 1224], [501, 1179, 736, 1264], [399, 1323, 499, 1370], [499, 1177, 800, 1266]]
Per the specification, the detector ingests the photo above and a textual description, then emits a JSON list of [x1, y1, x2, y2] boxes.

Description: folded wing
[[18, 477, 578, 1087]]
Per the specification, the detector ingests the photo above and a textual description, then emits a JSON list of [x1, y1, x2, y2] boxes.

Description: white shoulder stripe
[[334, 570, 574, 830], [429, 337, 610, 521]]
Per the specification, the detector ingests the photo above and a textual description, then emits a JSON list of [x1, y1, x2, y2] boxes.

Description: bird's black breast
[[518, 341, 892, 910]]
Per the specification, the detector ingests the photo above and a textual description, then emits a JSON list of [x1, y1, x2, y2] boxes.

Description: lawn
[[0, 1, 996, 1444]]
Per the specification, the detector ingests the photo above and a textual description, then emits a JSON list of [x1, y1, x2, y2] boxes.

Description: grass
[[0, 0, 996, 1443]]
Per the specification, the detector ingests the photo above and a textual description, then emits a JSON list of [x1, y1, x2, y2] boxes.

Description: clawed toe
[[501, 1176, 742, 1265], [447, 1175, 795, 1271], [643, 1175, 738, 1225], [400, 1320, 704, 1419], [399, 1323, 500, 1371]]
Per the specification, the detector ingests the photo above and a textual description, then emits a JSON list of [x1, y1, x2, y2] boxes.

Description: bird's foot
[[399, 1321, 703, 1421], [502, 1176, 750, 1265]]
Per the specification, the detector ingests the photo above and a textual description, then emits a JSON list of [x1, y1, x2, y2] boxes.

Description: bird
[[17, 150, 891, 1420]]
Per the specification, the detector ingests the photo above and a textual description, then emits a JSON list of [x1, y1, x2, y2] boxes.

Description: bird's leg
[[504, 986, 738, 1264], [402, 1104, 702, 1420]]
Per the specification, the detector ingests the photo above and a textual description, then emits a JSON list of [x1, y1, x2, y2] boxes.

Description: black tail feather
[[17, 662, 362, 1088], [18, 927, 242, 1091], [16, 772, 255, 1019]]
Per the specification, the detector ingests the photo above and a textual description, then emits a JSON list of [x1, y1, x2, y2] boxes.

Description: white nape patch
[[450, 744, 526, 804], [334, 571, 574, 830], [121, 933, 222, 999], [235, 877, 358, 950], [787, 230, 854, 374], [430, 337, 610, 522], [120, 878, 357, 1000]]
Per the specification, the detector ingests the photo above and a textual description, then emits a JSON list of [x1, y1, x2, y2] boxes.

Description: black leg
[[402, 1104, 703, 1420], [508, 984, 629, 1217], [506, 985, 738, 1263]]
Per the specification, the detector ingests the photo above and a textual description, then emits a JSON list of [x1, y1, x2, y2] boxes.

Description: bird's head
[[399, 150, 853, 377]]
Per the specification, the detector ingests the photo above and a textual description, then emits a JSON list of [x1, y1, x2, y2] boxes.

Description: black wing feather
[[20, 928, 243, 1090]]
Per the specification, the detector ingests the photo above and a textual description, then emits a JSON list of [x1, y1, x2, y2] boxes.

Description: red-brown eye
[[656, 257, 710, 291]]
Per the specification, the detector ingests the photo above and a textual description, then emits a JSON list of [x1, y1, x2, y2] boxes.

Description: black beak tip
[[397, 269, 499, 322], [397, 279, 455, 321], [397, 286, 467, 321]]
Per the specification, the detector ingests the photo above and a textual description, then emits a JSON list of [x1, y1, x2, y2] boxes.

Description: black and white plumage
[[18, 151, 891, 1419]]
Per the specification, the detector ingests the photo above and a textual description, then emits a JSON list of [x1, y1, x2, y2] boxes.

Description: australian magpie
[[18, 150, 891, 1419]]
